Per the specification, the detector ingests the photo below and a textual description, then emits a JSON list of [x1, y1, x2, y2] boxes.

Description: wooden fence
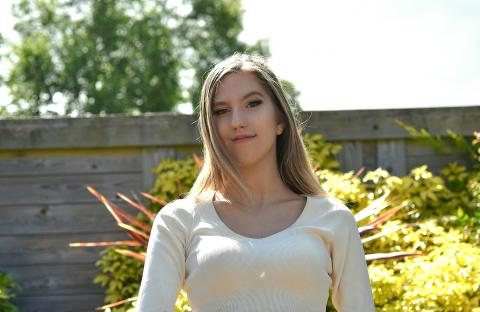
[[0, 106, 478, 311]]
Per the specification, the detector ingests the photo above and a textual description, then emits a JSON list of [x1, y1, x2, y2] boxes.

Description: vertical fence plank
[[337, 141, 363, 173], [377, 140, 407, 176]]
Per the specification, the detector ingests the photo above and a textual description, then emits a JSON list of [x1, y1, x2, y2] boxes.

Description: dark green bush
[[0, 272, 21, 312]]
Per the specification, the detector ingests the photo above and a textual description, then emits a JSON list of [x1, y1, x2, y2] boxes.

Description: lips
[[232, 135, 256, 142]]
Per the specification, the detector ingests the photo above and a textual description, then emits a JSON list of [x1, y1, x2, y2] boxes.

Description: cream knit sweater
[[136, 194, 375, 312]]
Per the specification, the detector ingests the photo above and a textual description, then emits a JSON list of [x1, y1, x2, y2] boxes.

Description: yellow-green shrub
[[315, 168, 371, 211], [150, 157, 200, 203], [367, 219, 480, 311], [92, 128, 480, 311], [302, 133, 342, 171], [94, 247, 144, 311]]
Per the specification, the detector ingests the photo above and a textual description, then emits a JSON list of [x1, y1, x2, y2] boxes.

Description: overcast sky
[[1, 0, 479, 114]]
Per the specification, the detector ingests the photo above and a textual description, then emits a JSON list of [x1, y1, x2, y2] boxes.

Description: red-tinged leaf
[[365, 251, 425, 262], [140, 192, 168, 207], [114, 249, 146, 261], [358, 224, 378, 237], [130, 190, 145, 207], [117, 222, 150, 240], [121, 232, 148, 246], [117, 192, 155, 220], [125, 231, 140, 244], [96, 296, 138, 310], [361, 223, 420, 244], [127, 231, 149, 245], [192, 152, 203, 169], [86, 185, 123, 224], [113, 207, 152, 232], [124, 230, 145, 244], [353, 166, 365, 179], [97, 199, 150, 230], [86, 185, 104, 201], [366, 200, 408, 227], [354, 192, 391, 223], [175, 179, 184, 196], [100, 198, 124, 223], [69, 241, 142, 248]]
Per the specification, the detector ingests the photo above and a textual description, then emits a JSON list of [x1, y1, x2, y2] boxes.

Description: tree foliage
[[1, 0, 270, 117]]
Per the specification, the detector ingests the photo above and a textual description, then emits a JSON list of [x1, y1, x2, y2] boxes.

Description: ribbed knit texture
[[136, 194, 375, 312]]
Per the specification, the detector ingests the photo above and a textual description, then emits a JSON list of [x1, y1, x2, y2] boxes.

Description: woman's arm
[[136, 201, 189, 312], [330, 203, 375, 312]]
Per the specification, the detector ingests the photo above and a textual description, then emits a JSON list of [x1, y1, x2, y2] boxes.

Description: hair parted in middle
[[185, 52, 329, 204]]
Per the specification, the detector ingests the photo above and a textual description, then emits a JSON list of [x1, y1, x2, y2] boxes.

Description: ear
[[276, 122, 285, 135]]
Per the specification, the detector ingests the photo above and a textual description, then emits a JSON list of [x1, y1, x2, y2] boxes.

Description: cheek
[[214, 123, 230, 146], [215, 122, 226, 137]]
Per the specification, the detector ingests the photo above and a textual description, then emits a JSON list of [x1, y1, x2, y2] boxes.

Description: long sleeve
[[136, 201, 190, 312], [330, 203, 375, 312]]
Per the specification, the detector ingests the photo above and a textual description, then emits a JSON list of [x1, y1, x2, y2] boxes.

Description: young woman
[[136, 53, 374, 311]]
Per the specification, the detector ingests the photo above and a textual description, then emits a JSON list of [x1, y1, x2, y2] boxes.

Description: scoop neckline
[[209, 194, 311, 241]]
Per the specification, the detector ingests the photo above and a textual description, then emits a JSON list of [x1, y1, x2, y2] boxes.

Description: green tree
[[180, 0, 270, 111], [280, 79, 302, 112], [0, 33, 8, 117], [1, 0, 270, 117]]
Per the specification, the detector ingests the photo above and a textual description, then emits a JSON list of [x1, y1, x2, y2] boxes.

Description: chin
[[233, 154, 271, 169], [233, 160, 255, 168]]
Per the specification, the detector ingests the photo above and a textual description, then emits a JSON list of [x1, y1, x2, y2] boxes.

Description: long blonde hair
[[185, 53, 329, 203]]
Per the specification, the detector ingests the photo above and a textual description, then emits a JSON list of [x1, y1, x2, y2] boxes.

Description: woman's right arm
[[136, 201, 188, 312]]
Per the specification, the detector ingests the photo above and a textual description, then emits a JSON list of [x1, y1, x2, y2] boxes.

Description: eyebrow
[[213, 91, 264, 107]]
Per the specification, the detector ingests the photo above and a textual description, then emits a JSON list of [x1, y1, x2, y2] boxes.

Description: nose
[[230, 106, 247, 129]]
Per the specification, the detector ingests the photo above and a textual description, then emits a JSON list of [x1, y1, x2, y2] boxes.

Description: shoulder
[[154, 197, 198, 227], [308, 194, 357, 229]]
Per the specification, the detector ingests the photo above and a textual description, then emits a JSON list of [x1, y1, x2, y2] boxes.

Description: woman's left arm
[[330, 204, 375, 312]]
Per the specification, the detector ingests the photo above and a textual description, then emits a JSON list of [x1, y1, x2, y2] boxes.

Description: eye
[[212, 100, 262, 116], [212, 109, 227, 116], [248, 100, 262, 107]]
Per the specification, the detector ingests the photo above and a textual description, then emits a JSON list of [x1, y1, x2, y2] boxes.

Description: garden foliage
[[0, 272, 21, 312], [72, 123, 480, 311]]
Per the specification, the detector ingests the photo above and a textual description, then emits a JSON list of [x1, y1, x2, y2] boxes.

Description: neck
[[218, 157, 297, 211]]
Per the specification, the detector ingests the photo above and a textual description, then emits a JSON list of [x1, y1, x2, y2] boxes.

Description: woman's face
[[212, 71, 284, 168]]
